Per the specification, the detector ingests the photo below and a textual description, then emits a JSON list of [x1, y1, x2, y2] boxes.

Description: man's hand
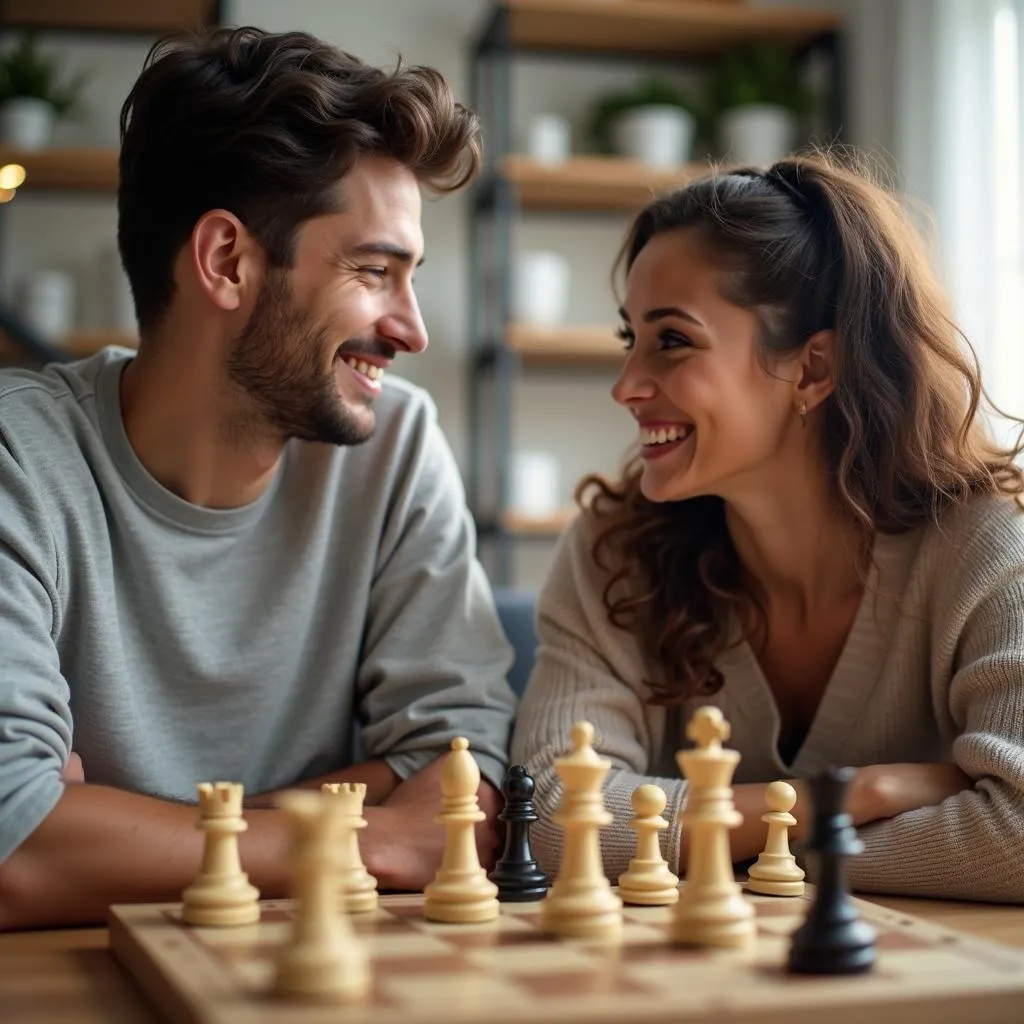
[[363, 755, 504, 892], [62, 752, 85, 784]]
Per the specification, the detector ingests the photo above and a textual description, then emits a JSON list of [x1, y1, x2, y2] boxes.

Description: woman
[[510, 151, 1024, 903]]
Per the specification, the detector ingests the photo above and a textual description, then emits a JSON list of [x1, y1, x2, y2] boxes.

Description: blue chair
[[493, 587, 539, 698]]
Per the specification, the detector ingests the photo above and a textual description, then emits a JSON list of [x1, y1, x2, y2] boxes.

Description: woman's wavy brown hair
[[579, 149, 1024, 706]]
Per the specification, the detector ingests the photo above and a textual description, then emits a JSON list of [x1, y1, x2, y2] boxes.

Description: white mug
[[512, 251, 570, 327], [526, 114, 571, 165], [19, 269, 74, 340], [511, 451, 561, 517]]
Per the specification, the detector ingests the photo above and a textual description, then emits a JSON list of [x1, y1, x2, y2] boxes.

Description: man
[[0, 26, 517, 930]]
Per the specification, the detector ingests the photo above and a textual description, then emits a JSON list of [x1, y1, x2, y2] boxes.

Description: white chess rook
[[747, 780, 806, 897], [672, 707, 756, 948], [181, 781, 260, 927], [322, 782, 379, 912], [541, 721, 623, 940], [273, 790, 370, 1002], [618, 784, 680, 906], [423, 737, 500, 924]]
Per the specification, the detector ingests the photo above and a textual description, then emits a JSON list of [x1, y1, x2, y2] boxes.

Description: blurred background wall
[[0, 0, 1019, 587]]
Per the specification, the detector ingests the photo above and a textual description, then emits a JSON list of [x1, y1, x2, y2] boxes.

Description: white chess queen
[[511, 151, 1024, 906]]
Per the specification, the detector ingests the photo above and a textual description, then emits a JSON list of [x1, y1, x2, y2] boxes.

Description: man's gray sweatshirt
[[0, 348, 517, 862]]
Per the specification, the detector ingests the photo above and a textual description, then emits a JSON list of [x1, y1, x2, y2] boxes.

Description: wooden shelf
[[500, 154, 705, 211], [505, 324, 623, 365], [500, 507, 576, 535], [496, 0, 842, 58], [60, 329, 137, 358], [0, 147, 119, 191], [0, 0, 217, 33]]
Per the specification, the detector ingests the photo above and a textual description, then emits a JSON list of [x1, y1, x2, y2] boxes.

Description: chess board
[[109, 889, 1024, 1024]]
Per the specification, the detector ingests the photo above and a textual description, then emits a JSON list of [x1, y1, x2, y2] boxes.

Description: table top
[[0, 895, 1021, 1023]]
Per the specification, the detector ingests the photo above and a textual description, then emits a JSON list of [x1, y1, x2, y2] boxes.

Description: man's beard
[[225, 270, 372, 447]]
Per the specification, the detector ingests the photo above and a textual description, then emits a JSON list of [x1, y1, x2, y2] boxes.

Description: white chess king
[[672, 707, 756, 947]]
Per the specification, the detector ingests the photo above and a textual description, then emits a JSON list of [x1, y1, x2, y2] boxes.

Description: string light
[[0, 163, 26, 190]]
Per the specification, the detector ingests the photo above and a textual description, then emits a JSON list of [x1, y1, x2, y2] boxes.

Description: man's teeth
[[343, 357, 384, 382], [641, 425, 691, 445]]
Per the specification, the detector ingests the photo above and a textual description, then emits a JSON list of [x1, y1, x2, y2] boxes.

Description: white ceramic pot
[[0, 97, 57, 150], [511, 451, 561, 518], [19, 269, 75, 340], [718, 104, 798, 167], [612, 105, 696, 168], [512, 251, 570, 328]]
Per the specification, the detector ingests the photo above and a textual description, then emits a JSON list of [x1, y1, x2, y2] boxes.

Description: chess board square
[[365, 932, 454, 958], [384, 972, 523, 1005], [466, 943, 596, 973], [517, 970, 650, 999]]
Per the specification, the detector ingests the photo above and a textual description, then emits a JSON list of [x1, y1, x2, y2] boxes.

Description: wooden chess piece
[[488, 765, 550, 901], [423, 738, 500, 923], [541, 721, 623, 941], [273, 790, 370, 1002], [617, 784, 679, 905], [181, 781, 261, 927], [322, 783, 379, 913], [746, 780, 806, 897], [672, 707, 756, 948], [788, 767, 877, 975]]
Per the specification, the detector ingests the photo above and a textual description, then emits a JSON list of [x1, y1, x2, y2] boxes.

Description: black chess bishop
[[488, 764, 550, 902]]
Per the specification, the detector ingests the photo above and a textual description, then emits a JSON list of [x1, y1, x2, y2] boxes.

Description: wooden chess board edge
[[105, 896, 1024, 1024], [109, 906, 210, 1024]]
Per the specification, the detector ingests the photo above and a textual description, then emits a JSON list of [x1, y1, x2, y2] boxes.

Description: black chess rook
[[787, 766, 878, 975], [488, 764, 550, 902]]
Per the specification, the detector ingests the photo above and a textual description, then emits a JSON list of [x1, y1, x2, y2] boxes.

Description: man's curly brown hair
[[118, 26, 480, 332]]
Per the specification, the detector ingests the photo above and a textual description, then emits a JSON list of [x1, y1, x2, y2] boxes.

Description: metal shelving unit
[[0, 1, 223, 366], [467, 0, 845, 584]]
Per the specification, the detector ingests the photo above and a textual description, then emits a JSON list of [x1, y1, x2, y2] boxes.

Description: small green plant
[[588, 75, 699, 154], [707, 44, 816, 117], [0, 34, 86, 117]]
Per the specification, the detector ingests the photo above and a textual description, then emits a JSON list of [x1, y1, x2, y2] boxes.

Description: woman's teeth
[[641, 425, 691, 445], [343, 357, 384, 382]]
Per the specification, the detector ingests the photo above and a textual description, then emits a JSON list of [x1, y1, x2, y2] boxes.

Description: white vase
[[612, 105, 696, 168], [0, 97, 57, 151], [512, 251, 570, 328], [718, 104, 798, 167], [19, 269, 75, 341]]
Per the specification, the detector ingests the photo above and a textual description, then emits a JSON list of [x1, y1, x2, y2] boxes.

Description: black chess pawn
[[787, 766, 877, 975], [488, 765, 550, 901]]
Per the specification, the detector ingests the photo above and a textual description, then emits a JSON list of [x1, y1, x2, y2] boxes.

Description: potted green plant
[[588, 75, 699, 169], [707, 44, 817, 166], [0, 34, 85, 150]]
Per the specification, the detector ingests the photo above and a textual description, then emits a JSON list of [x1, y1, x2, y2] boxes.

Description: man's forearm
[[244, 760, 401, 809], [0, 783, 291, 931]]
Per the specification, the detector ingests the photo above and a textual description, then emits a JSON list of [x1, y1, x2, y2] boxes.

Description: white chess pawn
[[181, 781, 260, 927], [672, 706, 756, 948], [273, 790, 369, 1002], [541, 721, 623, 941], [423, 738, 500, 923], [322, 783, 379, 913], [746, 780, 805, 897], [618, 784, 680, 905]]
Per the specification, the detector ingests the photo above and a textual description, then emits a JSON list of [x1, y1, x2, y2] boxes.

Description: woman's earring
[[799, 400, 808, 427]]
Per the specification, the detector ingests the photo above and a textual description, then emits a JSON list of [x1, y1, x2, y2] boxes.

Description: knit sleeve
[[510, 515, 688, 881], [847, 499, 1024, 903]]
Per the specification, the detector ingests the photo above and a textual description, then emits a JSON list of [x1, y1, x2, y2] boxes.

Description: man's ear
[[795, 329, 836, 413], [189, 210, 262, 313]]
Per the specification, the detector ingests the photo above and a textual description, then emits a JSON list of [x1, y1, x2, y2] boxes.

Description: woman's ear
[[795, 329, 837, 413]]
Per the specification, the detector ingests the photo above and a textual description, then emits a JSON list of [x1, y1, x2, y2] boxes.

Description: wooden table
[[0, 897, 1022, 1023]]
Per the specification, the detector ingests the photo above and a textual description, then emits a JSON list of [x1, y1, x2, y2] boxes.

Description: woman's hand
[[844, 762, 974, 825]]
